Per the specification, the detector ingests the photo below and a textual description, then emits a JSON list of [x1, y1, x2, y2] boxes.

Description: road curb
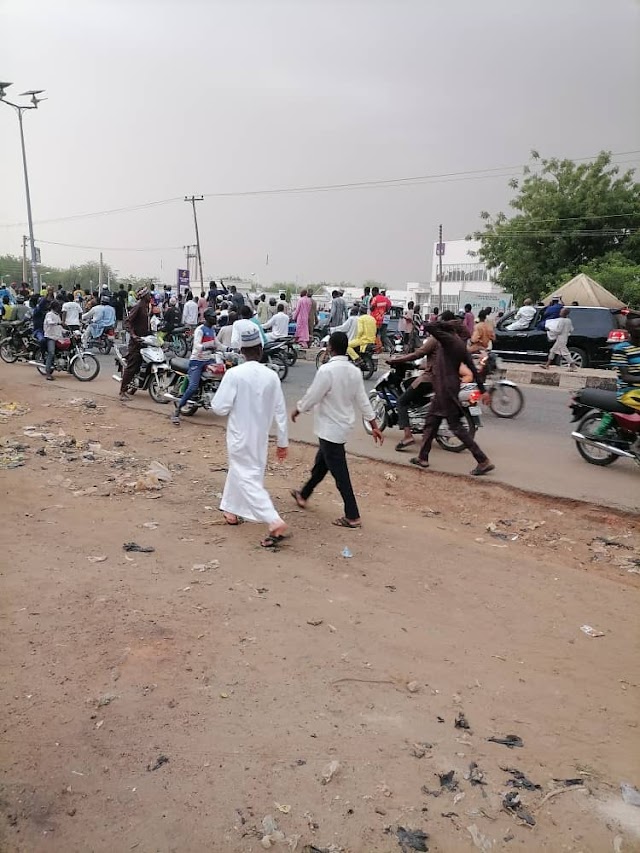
[[501, 367, 616, 392]]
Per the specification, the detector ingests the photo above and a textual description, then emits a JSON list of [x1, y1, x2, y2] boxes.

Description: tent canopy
[[543, 273, 626, 309]]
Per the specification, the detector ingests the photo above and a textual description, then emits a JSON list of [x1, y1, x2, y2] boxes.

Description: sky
[[1, 0, 639, 289]]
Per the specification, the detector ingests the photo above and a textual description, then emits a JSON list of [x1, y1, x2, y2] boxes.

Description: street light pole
[[0, 83, 46, 294]]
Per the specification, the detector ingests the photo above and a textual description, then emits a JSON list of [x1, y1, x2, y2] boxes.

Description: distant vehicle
[[384, 305, 405, 334], [493, 306, 630, 369]]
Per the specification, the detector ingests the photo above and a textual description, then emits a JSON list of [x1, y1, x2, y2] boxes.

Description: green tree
[[473, 151, 640, 303], [579, 252, 640, 309]]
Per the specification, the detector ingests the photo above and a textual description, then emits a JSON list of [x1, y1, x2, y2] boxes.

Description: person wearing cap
[[119, 287, 152, 401], [210, 326, 289, 547]]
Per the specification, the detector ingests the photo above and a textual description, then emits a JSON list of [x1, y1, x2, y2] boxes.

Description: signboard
[[458, 290, 513, 316], [435, 242, 445, 257], [177, 269, 189, 287]]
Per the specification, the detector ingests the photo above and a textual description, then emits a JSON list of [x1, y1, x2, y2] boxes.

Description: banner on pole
[[177, 269, 189, 287]]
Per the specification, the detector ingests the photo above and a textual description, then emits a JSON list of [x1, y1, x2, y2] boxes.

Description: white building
[[408, 239, 512, 315]]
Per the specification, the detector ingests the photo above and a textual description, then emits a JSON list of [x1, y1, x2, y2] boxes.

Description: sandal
[[470, 463, 495, 476], [290, 489, 306, 509], [409, 457, 430, 469], [395, 440, 415, 452], [222, 513, 244, 526], [332, 517, 362, 529], [260, 533, 289, 548]]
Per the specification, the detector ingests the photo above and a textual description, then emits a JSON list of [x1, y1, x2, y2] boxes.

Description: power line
[[36, 239, 183, 252], [1, 149, 638, 228]]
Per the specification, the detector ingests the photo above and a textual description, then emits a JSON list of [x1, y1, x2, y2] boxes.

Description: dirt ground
[[1, 370, 639, 853]]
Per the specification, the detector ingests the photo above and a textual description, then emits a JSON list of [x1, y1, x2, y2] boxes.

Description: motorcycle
[[570, 387, 640, 466], [316, 335, 378, 380], [112, 335, 171, 402], [279, 335, 299, 367], [261, 340, 289, 381], [82, 324, 116, 355], [30, 330, 100, 381], [162, 352, 241, 416], [162, 325, 191, 359], [476, 351, 524, 419], [363, 362, 482, 452], [0, 319, 41, 364]]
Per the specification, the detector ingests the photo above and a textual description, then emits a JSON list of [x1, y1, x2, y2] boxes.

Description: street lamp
[[0, 81, 47, 293]]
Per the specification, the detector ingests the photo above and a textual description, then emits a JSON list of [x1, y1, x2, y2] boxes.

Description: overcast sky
[[1, 0, 638, 288]]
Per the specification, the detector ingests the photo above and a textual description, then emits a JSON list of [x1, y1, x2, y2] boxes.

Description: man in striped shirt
[[611, 318, 640, 412]]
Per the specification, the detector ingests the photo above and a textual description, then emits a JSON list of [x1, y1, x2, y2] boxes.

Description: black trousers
[[397, 382, 431, 429], [301, 438, 359, 520], [418, 406, 487, 464]]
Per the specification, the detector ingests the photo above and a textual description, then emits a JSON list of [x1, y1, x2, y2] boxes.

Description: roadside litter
[[123, 542, 155, 553], [394, 825, 429, 852], [146, 754, 169, 771], [487, 735, 523, 748], [580, 625, 605, 638]]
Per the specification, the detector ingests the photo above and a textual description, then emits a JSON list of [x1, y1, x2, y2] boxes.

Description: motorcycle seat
[[577, 387, 634, 414], [263, 341, 283, 351], [171, 326, 188, 334], [169, 357, 190, 372]]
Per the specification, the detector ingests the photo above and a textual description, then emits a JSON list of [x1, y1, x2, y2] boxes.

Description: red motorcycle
[[570, 388, 640, 467]]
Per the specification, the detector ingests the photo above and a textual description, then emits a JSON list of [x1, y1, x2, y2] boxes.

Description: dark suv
[[493, 306, 628, 369]]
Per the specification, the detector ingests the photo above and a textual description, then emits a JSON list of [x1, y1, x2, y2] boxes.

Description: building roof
[[544, 273, 626, 309]]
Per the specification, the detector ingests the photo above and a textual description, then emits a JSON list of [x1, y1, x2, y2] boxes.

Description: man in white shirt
[[231, 306, 267, 349], [181, 294, 198, 327], [211, 327, 289, 548], [331, 306, 359, 341], [262, 303, 290, 341], [62, 297, 81, 331], [506, 298, 536, 331], [290, 331, 383, 529]]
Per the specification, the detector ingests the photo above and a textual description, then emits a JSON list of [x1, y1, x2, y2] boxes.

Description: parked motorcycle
[[30, 330, 100, 381], [363, 362, 482, 452], [570, 387, 640, 466], [162, 325, 191, 359], [162, 352, 241, 416], [0, 319, 41, 364], [316, 335, 377, 380], [112, 335, 170, 401]]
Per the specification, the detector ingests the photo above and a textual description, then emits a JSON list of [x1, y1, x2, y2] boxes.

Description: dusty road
[[0, 366, 639, 853], [25, 355, 640, 511]]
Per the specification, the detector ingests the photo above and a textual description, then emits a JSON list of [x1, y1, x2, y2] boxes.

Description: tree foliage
[[474, 151, 640, 303], [0, 254, 152, 292]]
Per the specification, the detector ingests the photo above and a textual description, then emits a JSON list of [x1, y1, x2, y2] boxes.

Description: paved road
[[6, 354, 637, 511]]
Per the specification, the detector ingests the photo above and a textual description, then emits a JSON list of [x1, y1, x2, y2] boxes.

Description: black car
[[493, 306, 628, 369]]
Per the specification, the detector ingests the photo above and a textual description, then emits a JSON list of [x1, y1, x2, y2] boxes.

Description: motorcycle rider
[[347, 304, 377, 364], [387, 325, 439, 452], [611, 316, 640, 412], [171, 307, 225, 425], [119, 287, 152, 402], [82, 293, 116, 346], [13, 294, 32, 323]]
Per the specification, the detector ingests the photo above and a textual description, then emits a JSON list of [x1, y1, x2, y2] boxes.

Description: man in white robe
[[211, 327, 289, 547]]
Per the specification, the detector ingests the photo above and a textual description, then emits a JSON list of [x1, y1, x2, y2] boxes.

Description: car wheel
[[564, 347, 588, 369]]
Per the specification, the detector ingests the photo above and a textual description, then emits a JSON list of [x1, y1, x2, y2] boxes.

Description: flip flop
[[290, 489, 306, 509], [395, 440, 415, 452], [222, 513, 244, 526], [332, 517, 362, 529], [260, 533, 290, 548], [409, 457, 430, 469]]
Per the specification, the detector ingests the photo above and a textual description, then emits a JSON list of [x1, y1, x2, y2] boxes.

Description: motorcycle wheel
[[489, 382, 524, 419], [285, 346, 298, 367], [315, 349, 330, 370], [0, 338, 19, 363], [435, 409, 476, 453], [360, 355, 376, 381], [168, 335, 188, 359], [71, 353, 100, 381], [97, 337, 112, 355], [148, 373, 172, 404], [575, 411, 618, 466], [362, 393, 387, 434], [34, 352, 47, 375], [266, 354, 288, 381], [179, 400, 199, 417]]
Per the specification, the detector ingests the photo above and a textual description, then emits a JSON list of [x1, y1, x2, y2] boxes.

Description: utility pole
[[183, 244, 197, 286], [184, 196, 205, 293], [22, 235, 27, 283], [437, 223, 444, 311], [99, 251, 104, 289]]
